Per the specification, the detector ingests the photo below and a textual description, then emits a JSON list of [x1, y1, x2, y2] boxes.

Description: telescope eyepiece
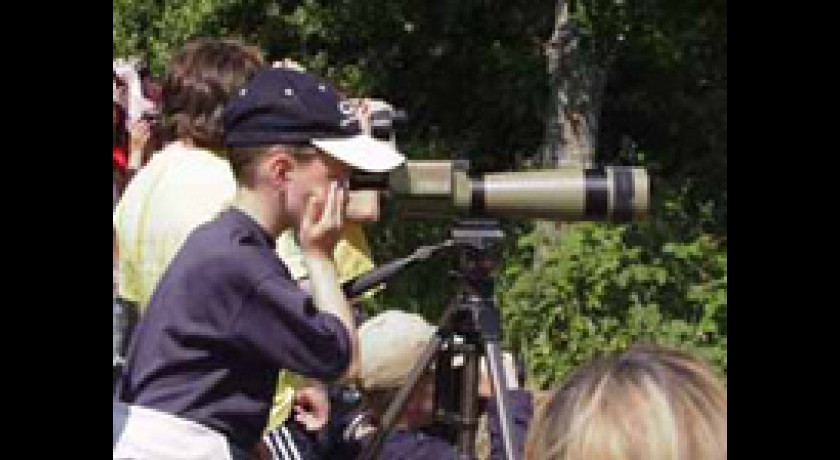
[[349, 171, 389, 191]]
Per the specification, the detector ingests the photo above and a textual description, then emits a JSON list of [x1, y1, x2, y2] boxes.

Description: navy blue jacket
[[117, 208, 352, 452]]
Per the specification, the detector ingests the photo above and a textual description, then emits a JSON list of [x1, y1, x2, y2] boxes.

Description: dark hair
[[228, 144, 317, 186], [161, 38, 264, 150], [227, 145, 271, 185]]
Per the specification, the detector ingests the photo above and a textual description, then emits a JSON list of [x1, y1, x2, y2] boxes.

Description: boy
[[114, 67, 404, 460]]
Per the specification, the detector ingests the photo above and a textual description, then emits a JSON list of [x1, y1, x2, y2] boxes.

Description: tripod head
[[450, 219, 505, 251], [450, 219, 505, 291]]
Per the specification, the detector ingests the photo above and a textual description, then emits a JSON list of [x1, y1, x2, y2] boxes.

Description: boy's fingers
[[334, 183, 346, 228], [331, 181, 344, 229], [322, 182, 337, 227]]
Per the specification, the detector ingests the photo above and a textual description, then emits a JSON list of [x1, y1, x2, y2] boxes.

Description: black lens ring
[[612, 168, 634, 221], [584, 169, 609, 219], [469, 173, 486, 215]]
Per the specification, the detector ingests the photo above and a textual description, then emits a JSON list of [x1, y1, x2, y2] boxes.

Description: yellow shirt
[[114, 142, 237, 309], [113, 141, 375, 432]]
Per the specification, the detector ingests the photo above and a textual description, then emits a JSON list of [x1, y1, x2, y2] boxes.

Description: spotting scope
[[350, 159, 649, 221]]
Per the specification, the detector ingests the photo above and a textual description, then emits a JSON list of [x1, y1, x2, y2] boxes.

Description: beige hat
[[359, 310, 437, 391]]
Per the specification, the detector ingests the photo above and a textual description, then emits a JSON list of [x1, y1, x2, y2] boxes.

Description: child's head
[[356, 310, 438, 427], [526, 343, 727, 460], [223, 67, 405, 230], [162, 38, 264, 150]]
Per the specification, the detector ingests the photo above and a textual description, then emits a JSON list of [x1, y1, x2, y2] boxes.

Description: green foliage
[[114, 0, 237, 74], [498, 191, 726, 388]]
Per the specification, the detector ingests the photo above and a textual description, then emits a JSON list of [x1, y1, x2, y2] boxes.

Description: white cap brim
[[312, 134, 405, 173]]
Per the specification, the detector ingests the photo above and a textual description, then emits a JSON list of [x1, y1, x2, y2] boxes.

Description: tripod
[[358, 219, 519, 460]]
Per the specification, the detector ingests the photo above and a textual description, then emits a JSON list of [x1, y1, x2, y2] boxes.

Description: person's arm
[[298, 181, 360, 381], [230, 182, 356, 381], [236, 271, 353, 381]]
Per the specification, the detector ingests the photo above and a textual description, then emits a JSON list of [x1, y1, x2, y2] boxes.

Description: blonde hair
[[525, 344, 726, 460]]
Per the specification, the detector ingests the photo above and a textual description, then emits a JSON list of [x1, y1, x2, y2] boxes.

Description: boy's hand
[[298, 180, 347, 259]]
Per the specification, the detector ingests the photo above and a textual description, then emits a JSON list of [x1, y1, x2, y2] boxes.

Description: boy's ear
[[264, 147, 294, 187]]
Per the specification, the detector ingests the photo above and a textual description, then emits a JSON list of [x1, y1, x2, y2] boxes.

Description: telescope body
[[352, 160, 649, 222]]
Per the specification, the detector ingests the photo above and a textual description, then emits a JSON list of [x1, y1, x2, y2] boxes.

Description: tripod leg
[[358, 332, 444, 460], [459, 296, 520, 460], [456, 342, 480, 459], [484, 342, 519, 460]]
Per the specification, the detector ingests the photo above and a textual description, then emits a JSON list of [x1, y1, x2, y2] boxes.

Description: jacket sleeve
[[231, 272, 352, 381]]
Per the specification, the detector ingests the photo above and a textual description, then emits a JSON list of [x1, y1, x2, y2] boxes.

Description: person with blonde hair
[[525, 343, 726, 460]]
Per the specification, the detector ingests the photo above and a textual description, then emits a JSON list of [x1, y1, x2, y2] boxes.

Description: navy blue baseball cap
[[223, 67, 405, 173]]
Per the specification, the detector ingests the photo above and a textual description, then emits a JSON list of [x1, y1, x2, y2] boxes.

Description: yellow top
[[114, 142, 237, 309], [113, 141, 375, 432]]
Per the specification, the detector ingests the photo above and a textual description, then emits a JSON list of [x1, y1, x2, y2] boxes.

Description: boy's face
[[284, 148, 351, 226]]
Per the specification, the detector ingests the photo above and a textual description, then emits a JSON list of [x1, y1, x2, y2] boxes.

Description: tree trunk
[[535, 0, 611, 255], [541, 0, 609, 169]]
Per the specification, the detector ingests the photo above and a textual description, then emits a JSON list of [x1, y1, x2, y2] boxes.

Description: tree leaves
[[498, 204, 726, 389]]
